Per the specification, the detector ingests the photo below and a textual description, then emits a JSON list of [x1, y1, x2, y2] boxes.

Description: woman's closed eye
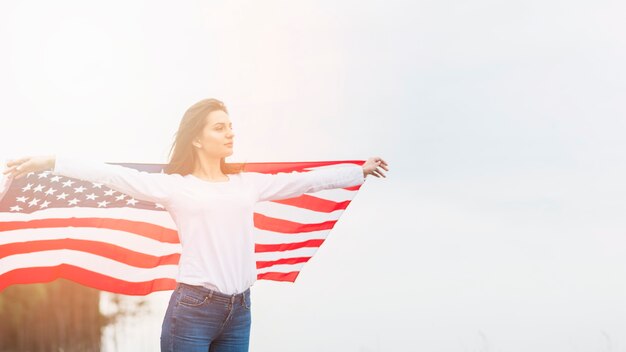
[[215, 125, 233, 131]]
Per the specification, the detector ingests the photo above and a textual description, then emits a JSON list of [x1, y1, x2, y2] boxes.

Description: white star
[[25, 172, 35, 178], [74, 185, 86, 193], [62, 180, 75, 187], [92, 182, 103, 189], [28, 198, 40, 207], [56, 192, 69, 200], [115, 194, 127, 201], [21, 183, 33, 192], [10, 205, 23, 212], [155, 203, 165, 209], [16, 196, 28, 203], [85, 193, 99, 200], [97, 200, 110, 207], [50, 175, 62, 182], [39, 200, 51, 209], [104, 189, 116, 196], [126, 198, 138, 206], [37, 171, 51, 179], [68, 198, 80, 205], [33, 184, 45, 193], [45, 188, 57, 196]]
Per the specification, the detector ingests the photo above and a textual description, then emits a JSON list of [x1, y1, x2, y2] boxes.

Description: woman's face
[[193, 110, 234, 158]]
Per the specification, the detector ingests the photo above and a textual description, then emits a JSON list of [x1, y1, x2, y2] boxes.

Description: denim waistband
[[176, 282, 249, 305]]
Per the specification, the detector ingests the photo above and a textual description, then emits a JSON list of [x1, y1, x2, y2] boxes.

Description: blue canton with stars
[[0, 162, 168, 214]]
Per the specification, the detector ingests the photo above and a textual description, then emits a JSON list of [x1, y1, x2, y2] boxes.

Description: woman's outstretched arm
[[3, 154, 177, 206], [248, 156, 389, 203]]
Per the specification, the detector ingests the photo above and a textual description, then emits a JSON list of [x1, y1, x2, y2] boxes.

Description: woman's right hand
[[2, 155, 56, 180]]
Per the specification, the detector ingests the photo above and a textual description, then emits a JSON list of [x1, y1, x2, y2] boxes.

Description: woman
[[2, 98, 389, 351]]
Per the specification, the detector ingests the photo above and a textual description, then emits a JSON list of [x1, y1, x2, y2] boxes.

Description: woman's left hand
[[362, 157, 389, 178]]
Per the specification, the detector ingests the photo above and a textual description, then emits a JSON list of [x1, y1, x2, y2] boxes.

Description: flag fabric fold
[[0, 160, 364, 295]]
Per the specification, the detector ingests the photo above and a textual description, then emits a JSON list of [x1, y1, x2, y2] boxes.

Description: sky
[[2, 0, 626, 351]]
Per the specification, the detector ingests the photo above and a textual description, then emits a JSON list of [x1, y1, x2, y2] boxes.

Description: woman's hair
[[164, 98, 244, 176]]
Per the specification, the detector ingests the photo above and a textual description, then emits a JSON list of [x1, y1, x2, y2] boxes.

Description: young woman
[[3, 98, 389, 351]]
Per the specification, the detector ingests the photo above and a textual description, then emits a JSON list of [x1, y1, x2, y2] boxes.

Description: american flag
[[0, 160, 364, 295]]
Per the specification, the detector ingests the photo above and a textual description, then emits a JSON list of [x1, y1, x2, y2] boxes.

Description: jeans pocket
[[241, 291, 251, 311], [178, 293, 208, 307]]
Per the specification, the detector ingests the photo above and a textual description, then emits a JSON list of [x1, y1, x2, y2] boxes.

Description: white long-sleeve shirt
[[52, 156, 366, 294]]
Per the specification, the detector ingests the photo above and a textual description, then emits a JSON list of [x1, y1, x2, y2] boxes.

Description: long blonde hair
[[164, 98, 244, 175]]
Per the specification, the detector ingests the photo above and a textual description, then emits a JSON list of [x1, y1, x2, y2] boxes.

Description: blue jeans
[[160, 282, 252, 351]]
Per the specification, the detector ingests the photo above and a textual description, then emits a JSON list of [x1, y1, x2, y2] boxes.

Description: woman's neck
[[192, 157, 227, 181]]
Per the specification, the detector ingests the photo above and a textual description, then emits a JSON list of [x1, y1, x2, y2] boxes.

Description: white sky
[[2, 0, 626, 351]]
